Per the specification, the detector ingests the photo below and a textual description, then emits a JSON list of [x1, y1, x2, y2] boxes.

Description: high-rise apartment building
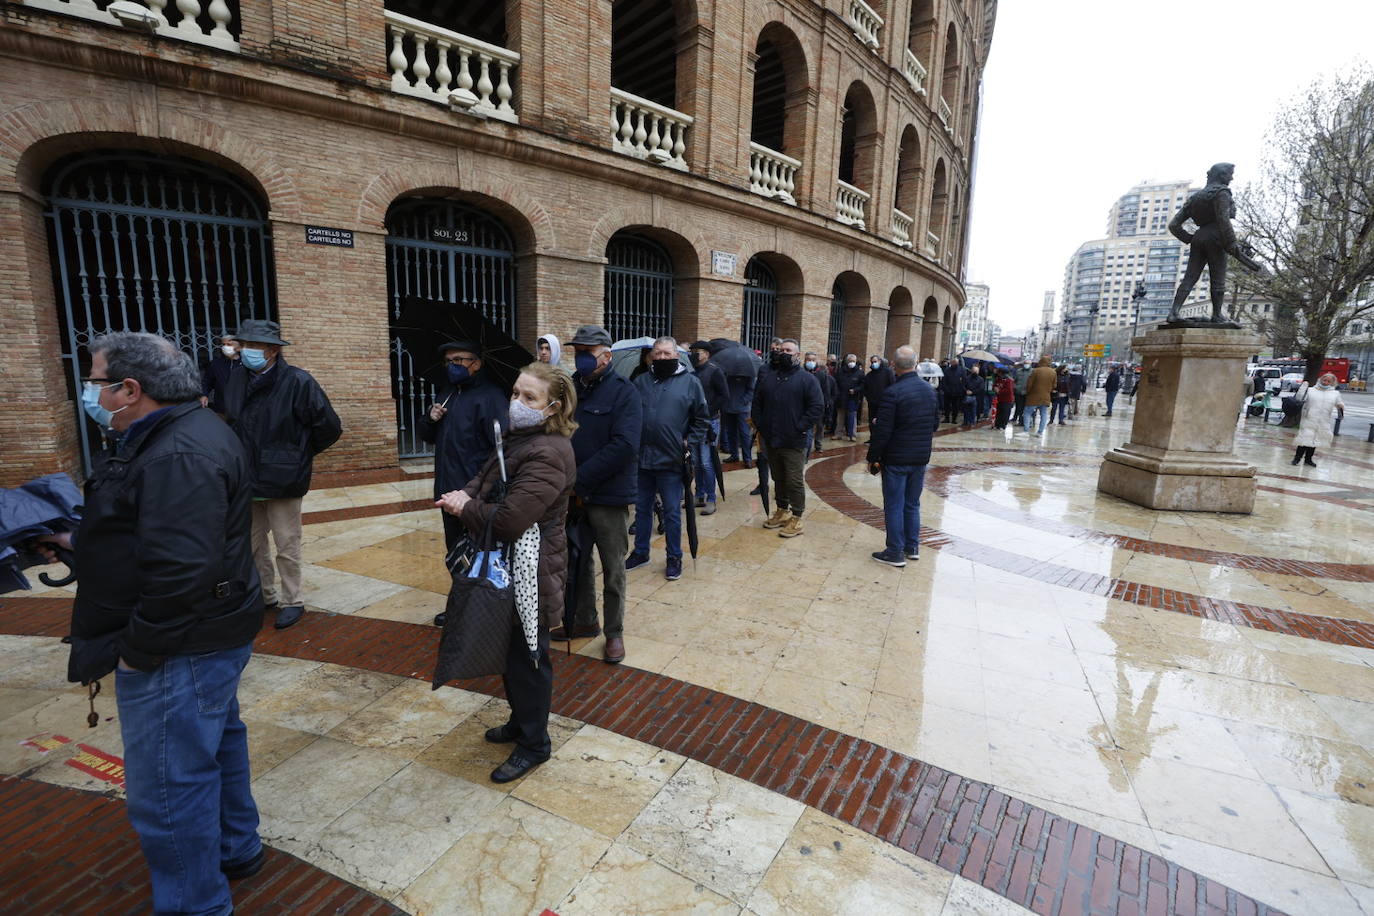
[[1060, 181, 1211, 354], [959, 282, 990, 351]]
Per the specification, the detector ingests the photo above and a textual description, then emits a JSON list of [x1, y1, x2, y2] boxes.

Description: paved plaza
[[2, 391, 1372, 915]]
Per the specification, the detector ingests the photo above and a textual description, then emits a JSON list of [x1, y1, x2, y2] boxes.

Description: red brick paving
[[0, 596, 1289, 916], [0, 778, 404, 916]]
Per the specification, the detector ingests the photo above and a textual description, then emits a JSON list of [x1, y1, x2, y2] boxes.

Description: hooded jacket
[[1025, 356, 1058, 407], [634, 363, 710, 471], [69, 402, 264, 681], [221, 355, 342, 498], [419, 371, 510, 498], [538, 333, 562, 368], [571, 366, 641, 505]]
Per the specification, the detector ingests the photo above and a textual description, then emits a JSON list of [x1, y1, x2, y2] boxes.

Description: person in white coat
[[1292, 373, 1344, 467]]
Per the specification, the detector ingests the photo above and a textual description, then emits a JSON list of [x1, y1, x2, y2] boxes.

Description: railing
[[926, 230, 940, 255], [749, 142, 799, 205], [844, 0, 883, 49], [610, 88, 693, 171], [903, 49, 928, 96], [835, 180, 870, 229], [23, 0, 239, 51], [938, 97, 954, 133], [891, 208, 914, 247], [386, 11, 519, 122]]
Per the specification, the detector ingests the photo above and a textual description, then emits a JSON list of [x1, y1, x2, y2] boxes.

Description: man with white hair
[[866, 346, 939, 567]]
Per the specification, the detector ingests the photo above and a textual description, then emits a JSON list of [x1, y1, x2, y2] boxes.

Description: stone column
[[1097, 327, 1261, 513]]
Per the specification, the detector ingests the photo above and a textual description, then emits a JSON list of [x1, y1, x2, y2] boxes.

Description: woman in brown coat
[[437, 361, 578, 783]]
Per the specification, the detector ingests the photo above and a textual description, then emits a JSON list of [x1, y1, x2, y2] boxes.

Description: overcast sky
[[966, 0, 1374, 334]]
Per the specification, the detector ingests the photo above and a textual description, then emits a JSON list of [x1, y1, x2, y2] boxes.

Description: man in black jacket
[[805, 351, 837, 457], [834, 354, 865, 440], [867, 346, 939, 567], [222, 319, 341, 630], [49, 331, 266, 914], [418, 340, 509, 554], [752, 339, 823, 538], [1104, 366, 1122, 416], [863, 356, 896, 435], [690, 340, 729, 515], [557, 324, 642, 663]]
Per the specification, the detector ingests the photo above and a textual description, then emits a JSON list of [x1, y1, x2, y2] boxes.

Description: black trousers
[[441, 511, 466, 553], [503, 620, 553, 758]]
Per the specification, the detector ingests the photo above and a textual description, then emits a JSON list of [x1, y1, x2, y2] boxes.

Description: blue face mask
[[82, 381, 125, 428], [447, 363, 471, 385], [240, 348, 268, 370], [574, 351, 600, 377]]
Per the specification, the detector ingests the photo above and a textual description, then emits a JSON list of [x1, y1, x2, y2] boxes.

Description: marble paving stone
[[558, 841, 739, 915], [623, 759, 805, 905], [0, 637, 73, 690], [0, 686, 62, 723], [513, 724, 686, 838], [974, 632, 1090, 689], [310, 760, 505, 898], [940, 875, 1034, 915], [1274, 786, 1374, 888], [1271, 653, 1374, 705], [0, 690, 106, 778], [980, 669, 1109, 742], [245, 720, 318, 778], [252, 736, 409, 856], [862, 692, 993, 783], [773, 631, 881, 685], [574, 634, 682, 674], [415, 696, 581, 789], [986, 719, 1147, 826], [747, 808, 955, 915], [298, 563, 410, 615], [354, 587, 448, 625], [398, 797, 611, 916], [327, 679, 488, 759], [1122, 754, 1328, 872], [689, 614, 798, 665], [1224, 721, 1374, 807], [1342, 881, 1374, 914], [753, 667, 872, 735], [234, 654, 323, 710], [241, 663, 401, 735], [661, 646, 773, 700], [319, 546, 452, 595], [1309, 694, 1374, 748]]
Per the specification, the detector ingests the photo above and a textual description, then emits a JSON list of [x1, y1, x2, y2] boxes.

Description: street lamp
[[1128, 281, 1147, 364]]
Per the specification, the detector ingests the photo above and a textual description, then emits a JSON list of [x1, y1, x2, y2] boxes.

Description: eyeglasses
[[81, 377, 117, 384], [444, 356, 479, 366]]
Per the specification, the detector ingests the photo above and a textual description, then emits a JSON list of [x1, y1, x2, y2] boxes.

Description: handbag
[[432, 513, 516, 686]]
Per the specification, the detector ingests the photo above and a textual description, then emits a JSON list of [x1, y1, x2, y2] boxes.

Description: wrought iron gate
[[828, 280, 845, 357], [741, 258, 778, 353], [604, 233, 673, 343], [386, 199, 516, 458], [45, 152, 275, 474]]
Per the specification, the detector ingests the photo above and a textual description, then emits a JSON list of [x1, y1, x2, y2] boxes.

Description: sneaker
[[871, 549, 906, 567], [701, 501, 717, 516], [905, 549, 920, 561], [665, 557, 682, 580], [762, 507, 791, 529], [624, 551, 649, 571], [779, 514, 804, 538]]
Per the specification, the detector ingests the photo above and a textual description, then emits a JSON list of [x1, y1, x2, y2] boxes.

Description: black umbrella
[[750, 428, 770, 515], [680, 444, 699, 566], [708, 339, 762, 379], [560, 503, 594, 656], [711, 444, 726, 502], [393, 297, 534, 395], [0, 473, 82, 594]]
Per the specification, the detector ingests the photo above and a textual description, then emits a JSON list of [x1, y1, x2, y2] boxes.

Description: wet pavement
[[2, 391, 1372, 915]]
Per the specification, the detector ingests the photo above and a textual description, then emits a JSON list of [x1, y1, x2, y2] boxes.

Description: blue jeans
[[881, 464, 927, 554], [722, 412, 751, 461], [695, 419, 719, 502], [1051, 397, 1068, 423], [634, 468, 683, 560], [962, 395, 976, 426], [844, 397, 860, 438], [1105, 390, 1118, 413], [117, 641, 259, 916], [1023, 404, 1049, 434]]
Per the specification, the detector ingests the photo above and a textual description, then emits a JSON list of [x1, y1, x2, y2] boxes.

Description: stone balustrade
[[926, 230, 940, 255], [844, 0, 883, 49], [938, 97, 954, 133], [835, 180, 870, 229], [903, 49, 928, 96], [749, 142, 800, 205], [610, 88, 693, 171], [386, 11, 520, 122], [23, 0, 238, 51], [891, 208, 914, 247]]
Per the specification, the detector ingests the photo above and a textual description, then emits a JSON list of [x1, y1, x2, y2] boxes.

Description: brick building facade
[[0, 0, 995, 482]]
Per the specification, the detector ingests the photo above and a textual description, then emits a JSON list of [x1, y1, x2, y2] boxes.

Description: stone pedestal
[[1098, 327, 1261, 513]]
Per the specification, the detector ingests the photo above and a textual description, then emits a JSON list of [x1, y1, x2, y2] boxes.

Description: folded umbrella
[[0, 473, 83, 594], [560, 502, 594, 656], [680, 443, 699, 567]]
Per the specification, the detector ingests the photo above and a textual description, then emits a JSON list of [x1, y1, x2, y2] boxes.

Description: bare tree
[[1237, 70, 1374, 380]]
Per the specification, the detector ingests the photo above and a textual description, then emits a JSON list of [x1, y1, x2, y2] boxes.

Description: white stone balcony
[[23, 0, 238, 51], [610, 88, 693, 171], [749, 143, 799, 205], [387, 11, 520, 122], [938, 97, 954, 134], [891, 208, 914, 247], [903, 49, 928, 96], [835, 180, 870, 229], [926, 230, 940, 255], [844, 0, 883, 49]]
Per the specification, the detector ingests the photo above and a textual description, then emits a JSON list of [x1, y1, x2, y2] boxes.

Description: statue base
[[1097, 326, 1261, 514], [1158, 319, 1242, 330]]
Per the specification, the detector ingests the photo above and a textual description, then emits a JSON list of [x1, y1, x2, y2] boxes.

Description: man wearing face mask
[[628, 337, 710, 581], [804, 351, 836, 458], [689, 341, 728, 515], [201, 335, 240, 414], [752, 339, 823, 537], [835, 353, 866, 441], [863, 355, 895, 435], [419, 340, 510, 558], [59, 332, 266, 915], [221, 319, 341, 630], [556, 325, 641, 663]]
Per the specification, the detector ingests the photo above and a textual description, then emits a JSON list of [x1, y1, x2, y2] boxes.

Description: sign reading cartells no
[[304, 225, 354, 248]]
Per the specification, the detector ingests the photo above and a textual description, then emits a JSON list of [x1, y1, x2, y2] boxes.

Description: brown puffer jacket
[[1024, 356, 1058, 407], [460, 426, 577, 628]]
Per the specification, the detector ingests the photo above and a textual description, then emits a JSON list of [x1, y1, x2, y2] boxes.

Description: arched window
[[939, 23, 959, 130], [837, 81, 878, 228], [386, 198, 517, 457], [928, 158, 948, 256], [748, 25, 808, 204], [610, 0, 693, 169], [905, 0, 935, 94], [604, 232, 674, 342], [828, 280, 846, 358], [892, 125, 921, 247], [45, 151, 275, 472], [741, 257, 778, 353], [384, 1, 518, 120]]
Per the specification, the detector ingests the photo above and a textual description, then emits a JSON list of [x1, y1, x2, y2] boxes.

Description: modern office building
[[957, 280, 989, 351]]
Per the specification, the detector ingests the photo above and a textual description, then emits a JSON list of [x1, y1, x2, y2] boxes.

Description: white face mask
[[221, 345, 237, 357]]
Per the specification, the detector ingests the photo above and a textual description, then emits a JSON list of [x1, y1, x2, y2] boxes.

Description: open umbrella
[[609, 337, 691, 379], [707, 339, 762, 379], [393, 297, 534, 395], [958, 349, 1001, 363], [0, 473, 82, 594], [680, 443, 699, 567]]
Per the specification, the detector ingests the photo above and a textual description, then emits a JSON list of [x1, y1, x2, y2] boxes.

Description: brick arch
[[2, 99, 300, 220], [586, 207, 708, 277], [355, 163, 555, 254]]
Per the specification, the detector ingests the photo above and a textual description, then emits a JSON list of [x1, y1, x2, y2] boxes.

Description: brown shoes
[[762, 506, 791, 529], [779, 513, 804, 538], [604, 636, 625, 664]]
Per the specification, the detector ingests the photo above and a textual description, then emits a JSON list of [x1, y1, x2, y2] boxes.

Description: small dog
[[1087, 403, 1099, 417]]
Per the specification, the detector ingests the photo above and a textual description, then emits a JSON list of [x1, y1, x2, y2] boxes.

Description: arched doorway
[[741, 257, 778, 353], [920, 296, 941, 358], [885, 286, 914, 354], [604, 231, 674, 342], [45, 150, 275, 472], [386, 197, 516, 457], [827, 280, 846, 358]]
